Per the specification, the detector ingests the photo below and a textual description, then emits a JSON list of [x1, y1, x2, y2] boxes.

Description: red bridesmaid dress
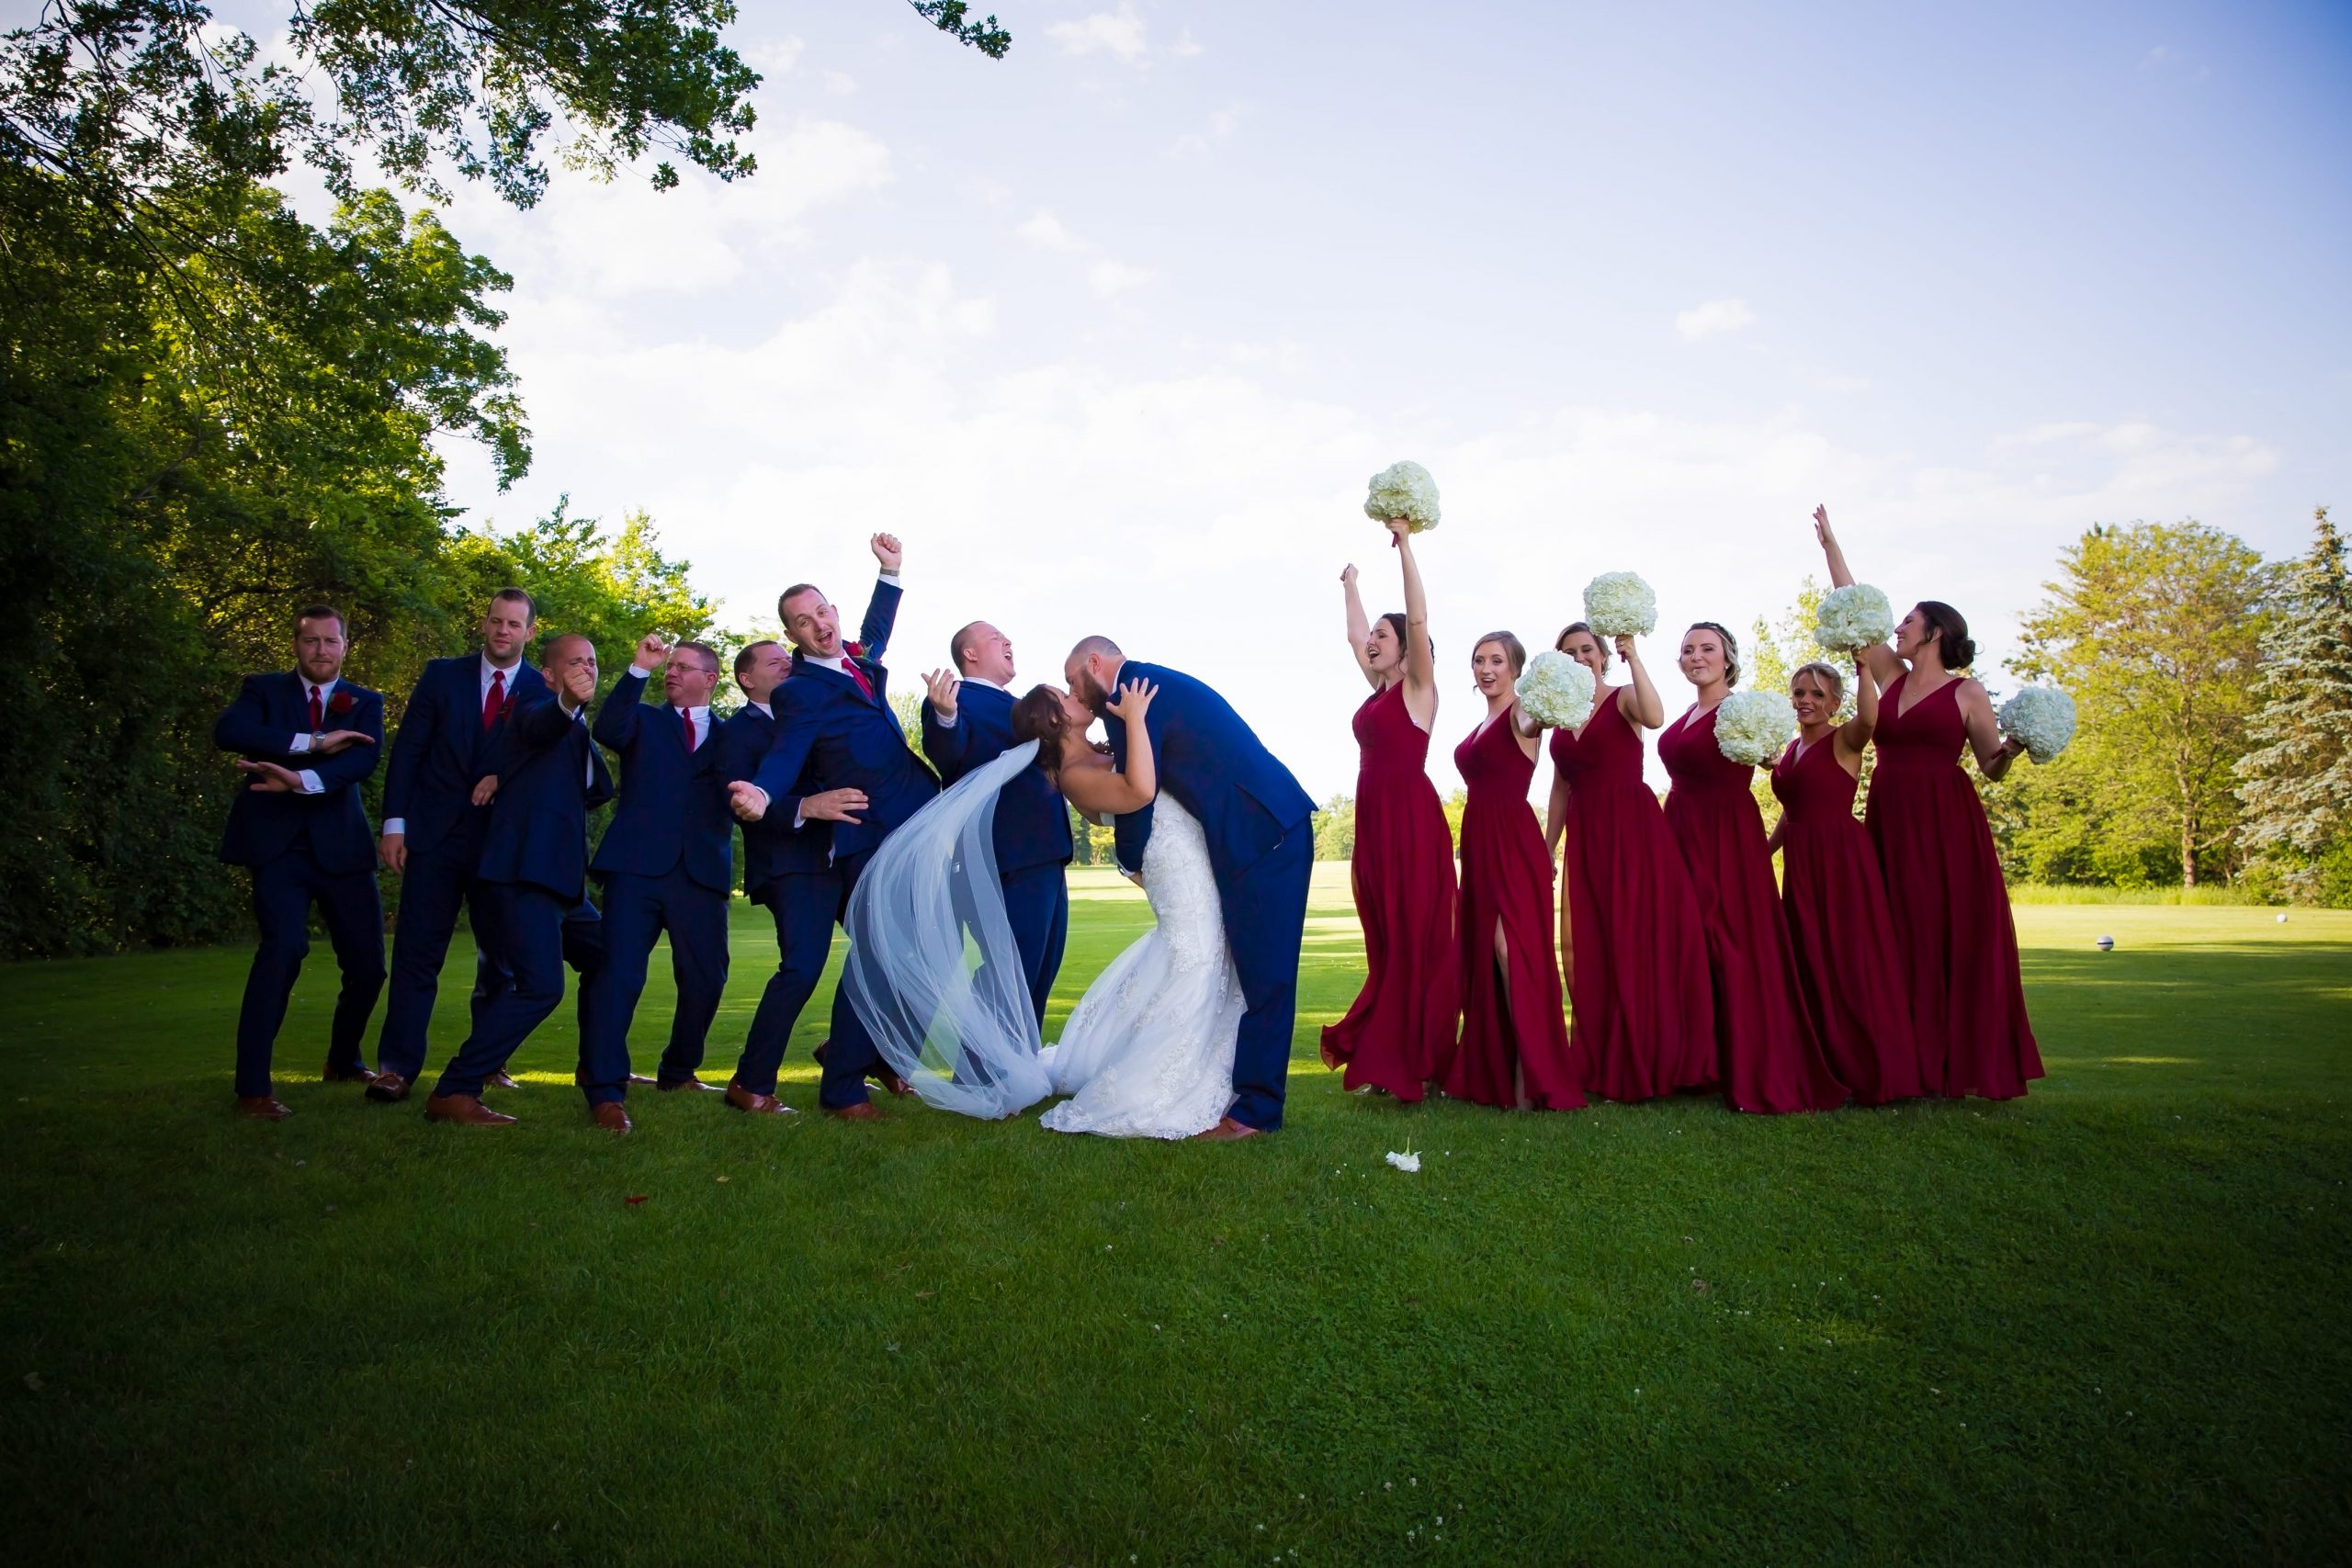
[[1770, 737, 1922, 1104], [1321, 682, 1462, 1098], [1659, 705, 1848, 1113], [1442, 712, 1583, 1110], [1549, 687, 1716, 1100], [1866, 672, 2043, 1099]]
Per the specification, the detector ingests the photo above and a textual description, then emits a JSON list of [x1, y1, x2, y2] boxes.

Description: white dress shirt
[[278, 674, 340, 794]]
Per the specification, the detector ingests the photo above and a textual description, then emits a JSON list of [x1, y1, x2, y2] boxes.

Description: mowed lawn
[[3, 867, 2348, 1565]]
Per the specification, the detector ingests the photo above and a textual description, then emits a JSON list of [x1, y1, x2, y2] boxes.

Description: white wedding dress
[[1039, 794, 1244, 1138], [840, 742, 1242, 1137]]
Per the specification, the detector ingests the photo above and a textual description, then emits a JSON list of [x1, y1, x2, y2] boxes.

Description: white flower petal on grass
[[1713, 690, 1797, 766], [1582, 571, 1658, 637], [1516, 651, 1596, 729], [1364, 460, 1441, 532], [1999, 685, 2077, 762], [1814, 583, 1894, 651], [1385, 1150, 1421, 1173]]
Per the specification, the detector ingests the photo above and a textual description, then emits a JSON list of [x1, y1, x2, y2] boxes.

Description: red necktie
[[308, 685, 323, 730], [481, 668, 505, 731], [843, 660, 875, 702], [678, 707, 695, 750]]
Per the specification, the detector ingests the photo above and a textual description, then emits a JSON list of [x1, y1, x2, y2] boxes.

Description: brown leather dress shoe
[[424, 1093, 517, 1127], [1190, 1115, 1262, 1141], [236, 1095, 292, 1120], [659, 1076, 721, 1093], [825, 1100, 883, 1122], [589, 1101, 632, 1134], [486, 1070, 522, 1091], [724, 1080, 797, 1115], [365, 1071, 411, 1103], [322, 1062, 380, 1085], [873, 1067, 913, 1098]]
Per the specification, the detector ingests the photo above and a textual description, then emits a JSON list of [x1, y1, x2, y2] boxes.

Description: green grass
[[3, 866, 2348, 1564]]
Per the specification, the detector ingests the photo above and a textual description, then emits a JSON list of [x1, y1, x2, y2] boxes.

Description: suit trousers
[[1220, 827, 1314, 1132], [375, 832, 512, 1084], [732, 870, 842, 1097], [998, 863, 1070, 1029], [233, 841, 387, 1097], [433, 885, 601, 1099], [578, 865, 730, 1102]]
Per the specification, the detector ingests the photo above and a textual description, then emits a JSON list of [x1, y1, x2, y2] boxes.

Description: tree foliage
[[2235, 506, 2352, 902], [2008, 521, 2276, 888]]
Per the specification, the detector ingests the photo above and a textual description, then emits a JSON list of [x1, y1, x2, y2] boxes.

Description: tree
[[2236, 506, 2352, 903], [2012, 521, 2277, 887], [1311, 794, 1355, 861]]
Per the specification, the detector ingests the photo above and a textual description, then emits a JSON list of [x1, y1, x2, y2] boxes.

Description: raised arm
[[857, 534, 904, 658], [1340, 563, 1377, 689], [1813, 505, 1903, 686], [1957, 679, 2021, 780], [1619, 637, 1666, 728], [1394, 521, 1437, 719], [1834, 652, 1878, 765], [1065, 680, 1160, 818]]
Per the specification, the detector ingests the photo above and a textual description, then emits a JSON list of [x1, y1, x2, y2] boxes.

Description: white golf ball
[[2096, 935, 2115, 951]]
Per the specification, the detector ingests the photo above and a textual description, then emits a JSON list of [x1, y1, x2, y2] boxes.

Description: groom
[[1064, 636, 1316, 1138]]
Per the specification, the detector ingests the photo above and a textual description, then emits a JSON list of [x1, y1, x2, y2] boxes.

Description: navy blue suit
[[576, 671, 733, 1101], [214, 671, 388, 1096], [742, 579, 942, 1108], [433, 687, 614, 1100], [375, 654, 547, 1084], [1104, 660, 1316, 1131], [921, 680, 1072, 1025]]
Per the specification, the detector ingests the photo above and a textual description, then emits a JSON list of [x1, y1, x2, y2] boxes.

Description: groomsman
[[921, 621, 1072, 1025], [426, 634, 615, 1129], [369, 588, 545, 1102], [728, 534, 940, 1119], [576, 635, 734, 1114], [212, 605, 388, 1117]]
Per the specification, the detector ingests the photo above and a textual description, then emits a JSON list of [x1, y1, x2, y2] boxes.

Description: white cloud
[[1088, 258, 1156, 295], [1171, 102, 1245, 158], [1170, 28, 1204, 58], [1675, 298, 1757, 342], [1017, 209, 1087, 253], [746, 35, 806, 74], [822, 69, 857, 96], [1046, 5, 1149, 62]]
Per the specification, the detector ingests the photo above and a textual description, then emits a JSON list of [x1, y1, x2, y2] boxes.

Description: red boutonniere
[[327, 689, 355, 716], [843, 641, 865, 659]]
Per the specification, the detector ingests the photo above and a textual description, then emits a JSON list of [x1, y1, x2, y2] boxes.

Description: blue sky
[[209, 0, 2351, 795]]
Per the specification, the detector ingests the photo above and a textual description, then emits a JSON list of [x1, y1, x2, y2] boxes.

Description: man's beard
[[1076, 671, 1110, 715]]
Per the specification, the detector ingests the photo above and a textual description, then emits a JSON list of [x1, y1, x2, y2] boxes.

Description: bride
[[839, 678, 1246, 1137]]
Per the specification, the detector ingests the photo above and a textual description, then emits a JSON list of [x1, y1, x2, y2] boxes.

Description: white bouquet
[[1582, 571, 1658, 637], [1999, 685, 2076, 763], [1364, 460, 1441, 532], [1713, 689, 1797, 767], [1814, 582, 1894, 652], [1514, 650, 1596, 729]]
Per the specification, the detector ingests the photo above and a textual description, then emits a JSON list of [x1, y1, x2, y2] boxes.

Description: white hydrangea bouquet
[[1713, 689, 1797, 767], [1999, 685, 2077, 762], [1814, 582, 1894, 652], [1514, 650, 1596, 729], [1364, 460, 1441, 532], [1582, 571, 1658, 637]]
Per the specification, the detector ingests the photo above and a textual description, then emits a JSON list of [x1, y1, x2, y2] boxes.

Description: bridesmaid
[[1767, 657, 1922, 1104], [1543, 623, 1716, 1100], [1811, 505, 2042, 1099], [1320, 518, 1462, 1098], [1442, 633, 1583, 1111], [1658, 623, 1848, 1113]]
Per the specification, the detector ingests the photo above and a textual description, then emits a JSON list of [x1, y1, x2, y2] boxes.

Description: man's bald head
[[1063, 635, 1126, 716], [951, 620, 1016, 685]]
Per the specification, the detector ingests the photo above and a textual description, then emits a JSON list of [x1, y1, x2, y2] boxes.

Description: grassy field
[[3, 866, 2348, 1564]]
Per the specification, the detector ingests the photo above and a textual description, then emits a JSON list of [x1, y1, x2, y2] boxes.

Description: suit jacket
[[726, 578, 903, 895], [1102, 660, 1314, 879], [381, 654, 548, 855], [473, 686, 615, 902], [920, 681, 1071, 875], [588, 670, 733, 892], [747, 579, 939, 863], [213, 671, 385, 874]]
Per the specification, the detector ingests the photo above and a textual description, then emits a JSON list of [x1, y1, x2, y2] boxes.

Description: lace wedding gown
[[1040, 795, 1244, 1138], [841, 743, 1242, 1135]]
